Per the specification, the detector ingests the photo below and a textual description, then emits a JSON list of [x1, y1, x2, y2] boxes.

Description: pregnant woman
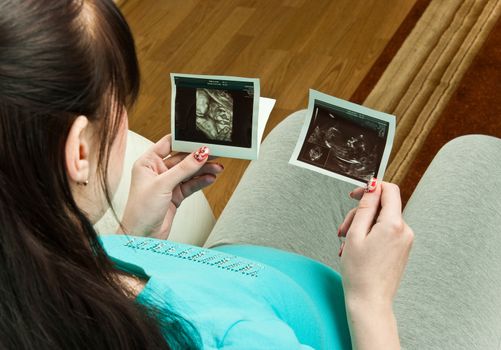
[[1, 1, 500, 349]]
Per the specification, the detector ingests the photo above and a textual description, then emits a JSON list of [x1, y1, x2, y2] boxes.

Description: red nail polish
[[194, 146, 210, 162], [218, 163, 225, 170], [338, 241, 345, 257], [337, 228, 342, 237], [365, 177, 377, 193]]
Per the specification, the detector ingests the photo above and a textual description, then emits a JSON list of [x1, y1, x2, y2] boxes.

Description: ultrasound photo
[[171, 74, 260, 160], [290, 90, 395, 186], [195, 88, 233, 142], [300, 106, 384, 182]]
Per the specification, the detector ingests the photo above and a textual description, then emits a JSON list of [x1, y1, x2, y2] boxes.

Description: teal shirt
[[100, 235, 351, 349]]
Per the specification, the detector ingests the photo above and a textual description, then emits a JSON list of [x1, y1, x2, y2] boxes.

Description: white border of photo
[[289, 89, 396, 187], [171, 73, 268, 160]]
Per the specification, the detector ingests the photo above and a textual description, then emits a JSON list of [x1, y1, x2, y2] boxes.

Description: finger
[[150, 134, 173, 159], [192, 162, 224, 178], [338, 241, 346, 257], [164, 154, 224, 176], [376, 182, 403, 224], [162, 151, 181, 160], [347, 182, 382, 241], [349, 187, 365, 200], [159, 146, 210, 190], [348, 177, 378, 200], [175, 164, 223, 187], [338, 207, 357, 237], [180, 174, 217, 199], [163, 152, 188, 168], [164, 152, 221, 168]]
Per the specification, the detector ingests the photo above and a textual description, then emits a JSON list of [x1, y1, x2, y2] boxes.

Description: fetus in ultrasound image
[[195, 89, 233, 142], [299, 105, 387, 183]]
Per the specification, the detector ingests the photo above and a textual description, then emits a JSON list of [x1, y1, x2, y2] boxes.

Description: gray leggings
[[204, 111, 501, 349]]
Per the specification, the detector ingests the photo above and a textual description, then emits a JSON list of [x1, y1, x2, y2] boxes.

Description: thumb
[[347, 178, 382, 242], [158, 146, 210, 191]]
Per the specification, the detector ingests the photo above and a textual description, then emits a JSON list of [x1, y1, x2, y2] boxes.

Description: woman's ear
[[65, 116, 91, 184]]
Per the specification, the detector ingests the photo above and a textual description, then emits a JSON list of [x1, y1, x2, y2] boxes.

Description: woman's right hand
[[338, 181, 414, 349], [119, 136, 222, 239]]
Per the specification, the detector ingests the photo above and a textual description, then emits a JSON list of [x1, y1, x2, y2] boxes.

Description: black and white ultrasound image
[[195, 89, 233, 142], [175, 85, 253, 148], [298, 104, 388, 183]]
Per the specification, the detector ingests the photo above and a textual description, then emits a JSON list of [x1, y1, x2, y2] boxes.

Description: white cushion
[[94, 130, 216, 246]]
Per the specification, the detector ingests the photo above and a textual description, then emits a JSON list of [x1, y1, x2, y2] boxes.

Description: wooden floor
[[120, 0, 416, 218]]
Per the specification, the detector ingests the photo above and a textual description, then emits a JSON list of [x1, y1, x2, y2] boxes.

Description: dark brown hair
[[0, 0, 198, 348]]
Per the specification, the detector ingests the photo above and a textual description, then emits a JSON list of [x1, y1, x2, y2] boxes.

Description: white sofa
[[94, 130, 216, 246]]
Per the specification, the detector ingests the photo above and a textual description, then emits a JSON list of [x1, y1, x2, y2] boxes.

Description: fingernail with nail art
[[365, 177, 377, 193], [194, 146, 210, 162]]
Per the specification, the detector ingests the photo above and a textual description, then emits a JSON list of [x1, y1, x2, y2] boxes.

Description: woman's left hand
[[119, 135, 223, 239], [339, 181, 413, 309]]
